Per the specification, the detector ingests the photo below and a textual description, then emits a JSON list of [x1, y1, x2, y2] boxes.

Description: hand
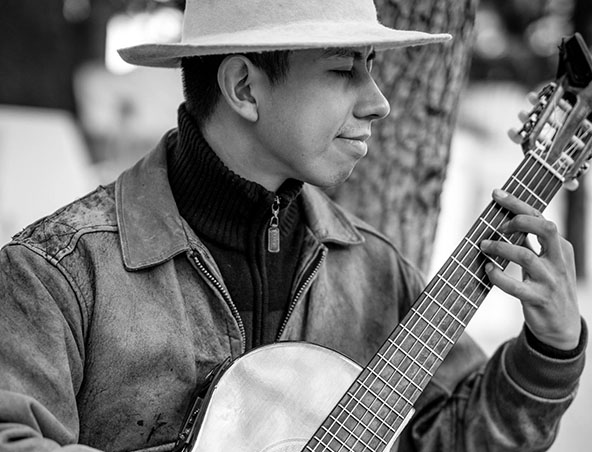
[[480, 188, 581, 350]]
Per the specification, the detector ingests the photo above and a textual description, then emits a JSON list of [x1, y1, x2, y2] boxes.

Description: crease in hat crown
[[118, 0, 452, 68]]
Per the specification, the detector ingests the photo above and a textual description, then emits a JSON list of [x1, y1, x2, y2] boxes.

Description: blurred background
[[0, 0, 590, 450]]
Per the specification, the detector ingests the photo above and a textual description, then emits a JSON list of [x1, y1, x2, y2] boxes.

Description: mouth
[[338, 132, 371, 142], [336, 134, 370, 157]]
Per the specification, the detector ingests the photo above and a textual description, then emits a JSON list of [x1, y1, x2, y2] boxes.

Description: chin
[[311, 169, 355, 189]]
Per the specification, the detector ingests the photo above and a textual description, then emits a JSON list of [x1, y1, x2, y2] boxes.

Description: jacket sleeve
[[0, 243, 101, 452], [397, 317, 587, 451]]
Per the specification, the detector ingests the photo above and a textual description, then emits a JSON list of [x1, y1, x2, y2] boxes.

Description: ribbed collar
[[167, 104, 303, 250]]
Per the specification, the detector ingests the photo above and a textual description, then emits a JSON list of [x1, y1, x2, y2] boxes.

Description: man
[[0, 0, 586, 451]]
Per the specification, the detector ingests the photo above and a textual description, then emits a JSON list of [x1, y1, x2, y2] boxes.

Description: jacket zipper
[[276, 247, 327, 340], [267, 195, 281, 253], [190, 251, 246, 354]]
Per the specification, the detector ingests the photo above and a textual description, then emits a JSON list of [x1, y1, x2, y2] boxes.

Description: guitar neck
[[304, 151, 564, 452]]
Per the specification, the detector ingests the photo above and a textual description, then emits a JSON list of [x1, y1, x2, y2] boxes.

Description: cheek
[[263, 86, 349, 159]]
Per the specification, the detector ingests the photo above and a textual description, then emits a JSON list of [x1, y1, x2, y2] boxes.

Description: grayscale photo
[[0, 1, 590, 451]]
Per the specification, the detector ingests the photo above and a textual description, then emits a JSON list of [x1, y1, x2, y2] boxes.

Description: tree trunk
[[330, 0, 477, 273]]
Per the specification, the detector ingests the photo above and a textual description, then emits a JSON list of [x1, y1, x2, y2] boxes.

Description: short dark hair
[[181, 51, 291, 129]]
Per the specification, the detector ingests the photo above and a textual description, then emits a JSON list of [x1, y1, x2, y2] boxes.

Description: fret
[[509, 175, 547, 206], [336, 400, 392, 444], [527, 149, 566, 182], [314, 430, 355, 452], [377, 349, 427, 390], [358, 377, 413, 413], [436, 275, 479, 310], [412, 308, 454, 345], [399, 324, 444, 361], [325, 415, 375, 451], [463, 237, 505, 270], [423, 292, 467, 327], [301, 63, 591, 452], [477, 217, 513, 244], [367, 367, 415, 406], [347, 389, 406, 423], [318, 425, 357, 452], [450, 256, 491, 291], [334, 403, 370, 434]]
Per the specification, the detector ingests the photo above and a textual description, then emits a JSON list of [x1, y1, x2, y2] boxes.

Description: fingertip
[[493, 188, 509, 199]]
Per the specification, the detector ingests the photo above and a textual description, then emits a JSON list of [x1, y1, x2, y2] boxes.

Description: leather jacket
[[0, 134, 585, 452]]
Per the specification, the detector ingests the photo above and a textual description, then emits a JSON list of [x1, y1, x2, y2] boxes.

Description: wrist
[[503, 319, 587, 399], [524, 321, 585, 359]]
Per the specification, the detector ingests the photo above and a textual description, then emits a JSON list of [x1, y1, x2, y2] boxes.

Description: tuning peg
[[564, 179, 580, 191], [508, 128, 523, 144], [518, 110, 531, 122], [527, 91, 539, 105]]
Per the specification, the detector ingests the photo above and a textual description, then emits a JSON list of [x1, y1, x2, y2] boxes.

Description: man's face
[[253, 47, 391, 189]]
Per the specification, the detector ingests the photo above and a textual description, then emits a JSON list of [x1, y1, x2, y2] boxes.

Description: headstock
[[509, 33, 592, 190]]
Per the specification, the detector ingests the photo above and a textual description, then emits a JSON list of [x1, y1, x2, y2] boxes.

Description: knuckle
[[520, 248, 537, 265], [542, 220, 558, 235]]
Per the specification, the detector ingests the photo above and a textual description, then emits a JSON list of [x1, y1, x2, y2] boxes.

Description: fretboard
[[304, 150, 564, 452]]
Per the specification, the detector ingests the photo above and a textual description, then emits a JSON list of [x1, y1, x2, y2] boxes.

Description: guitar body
[[190, 342, 363, 452]]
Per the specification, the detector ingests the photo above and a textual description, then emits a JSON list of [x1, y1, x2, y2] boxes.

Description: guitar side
[[188, 342, 368, 452]]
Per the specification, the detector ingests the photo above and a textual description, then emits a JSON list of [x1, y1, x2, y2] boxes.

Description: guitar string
[[309, 136, 567, 452], [309, 168, 559, 452], [344, 97, 592, 427], [337, 113, 592, 450], [309, 114, 589, 452], [332, 159, 563, 452], [341, 122, 592, 449], [307, 158, 560, 452], [309, 97, 591, 451]]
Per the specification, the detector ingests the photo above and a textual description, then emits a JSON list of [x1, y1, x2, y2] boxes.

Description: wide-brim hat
[[118, 0, 452, 68]]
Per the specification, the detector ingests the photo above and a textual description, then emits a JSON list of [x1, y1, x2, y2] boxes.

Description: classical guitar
[[174, 34, 592, 452]]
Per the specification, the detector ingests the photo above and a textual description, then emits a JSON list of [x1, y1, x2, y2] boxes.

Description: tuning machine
[[508, 83, 558, 147]]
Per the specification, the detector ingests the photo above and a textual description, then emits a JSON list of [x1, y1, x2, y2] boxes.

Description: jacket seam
[[13, 224, 118, 263], [9, 242, 90, 356]]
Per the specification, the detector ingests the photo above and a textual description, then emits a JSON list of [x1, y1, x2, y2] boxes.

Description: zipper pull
[[268, 196, 281, 253]]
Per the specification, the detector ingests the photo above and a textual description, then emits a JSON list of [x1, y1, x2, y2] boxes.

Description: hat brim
[[118, 22, 452, 68]]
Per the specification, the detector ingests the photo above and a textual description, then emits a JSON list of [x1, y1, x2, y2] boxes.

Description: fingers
[[480, 238, 547, 283], [481, 188, 575, 300], [490, 189, 562, 261], [482, 188, 581, 350], [492, 188, 541, 218]]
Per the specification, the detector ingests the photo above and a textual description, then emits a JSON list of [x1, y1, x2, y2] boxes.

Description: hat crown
[[182, 0, 378, 42]]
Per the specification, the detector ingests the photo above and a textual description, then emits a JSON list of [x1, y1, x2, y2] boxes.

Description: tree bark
[[330, 0, 477, 273]]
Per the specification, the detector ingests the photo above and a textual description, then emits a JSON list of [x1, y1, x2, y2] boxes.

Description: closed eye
[[332, 69, 355, 79]]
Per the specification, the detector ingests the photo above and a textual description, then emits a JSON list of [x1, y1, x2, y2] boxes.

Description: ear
[[217, 55, 263, 123]]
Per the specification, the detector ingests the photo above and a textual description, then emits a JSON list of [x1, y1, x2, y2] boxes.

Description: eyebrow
[[322, 47, 376, 62]]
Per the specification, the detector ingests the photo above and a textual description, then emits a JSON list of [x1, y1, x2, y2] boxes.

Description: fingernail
[[493, 188, 508, 198], [484, 263, 494, 273]]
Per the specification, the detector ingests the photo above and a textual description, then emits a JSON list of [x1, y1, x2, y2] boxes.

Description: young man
[[0, 0, 586, 451]]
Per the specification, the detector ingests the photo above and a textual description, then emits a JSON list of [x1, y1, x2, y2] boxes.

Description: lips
[[337, 135, 369, 157], [338, 132, 371, 142]]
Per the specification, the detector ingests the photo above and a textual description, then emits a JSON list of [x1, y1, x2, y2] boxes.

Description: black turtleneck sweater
[[167, 105, 305, 350]]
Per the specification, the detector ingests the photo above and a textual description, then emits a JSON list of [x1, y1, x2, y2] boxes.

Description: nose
[[354, 74, 391, 121]]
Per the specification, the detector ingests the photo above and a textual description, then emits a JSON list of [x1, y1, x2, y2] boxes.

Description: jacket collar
[[115, 132, 364, 270]]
